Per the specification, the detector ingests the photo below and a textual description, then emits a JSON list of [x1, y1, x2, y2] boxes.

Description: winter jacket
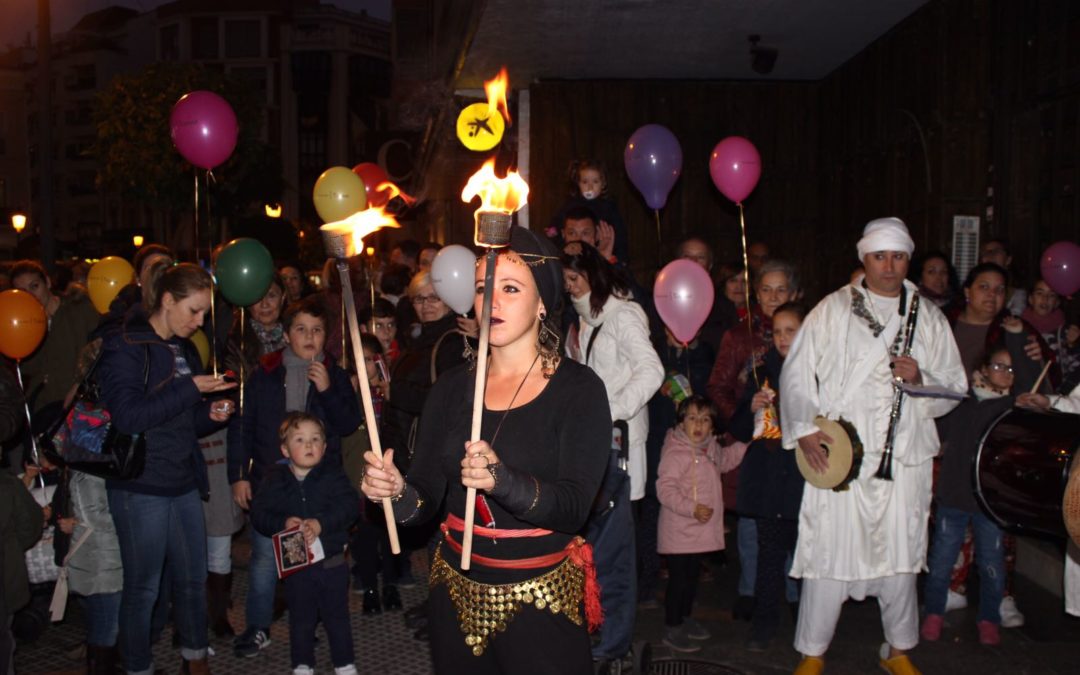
[[1, 471, 42, 613], [67, 471, 122, 595], [570, 295, 664, 501], [382, 313, 469, 469], [98, 308, 222, 498], [656, 427, 746, 555], [645, 339, 716, 499], [20, 291, 99, 413], [731, 347, 805, 521], [227, 348, 361, 486], [250, 460, 359, 558], [706, 306, 772, 426]]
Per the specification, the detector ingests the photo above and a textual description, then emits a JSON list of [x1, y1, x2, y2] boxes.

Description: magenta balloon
[[709, 136, 762, 204], [653, 259, 715, 344], [170, 91, 239, 170], [1041, 241, 1080, 296], [624, 124, 683, 210]]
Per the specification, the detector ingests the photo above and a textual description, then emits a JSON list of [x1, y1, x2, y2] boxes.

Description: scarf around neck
[[282, 347, 325, 412]]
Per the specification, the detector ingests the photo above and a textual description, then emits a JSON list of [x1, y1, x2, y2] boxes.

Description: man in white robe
[[780, 218, 967, 675]]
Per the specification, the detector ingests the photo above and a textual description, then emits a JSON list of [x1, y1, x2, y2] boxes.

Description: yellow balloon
[[313, 166, 367, 223], [87, 256, 135, 314], [456, 102, 505, 152], [190, 328, 210, 369]]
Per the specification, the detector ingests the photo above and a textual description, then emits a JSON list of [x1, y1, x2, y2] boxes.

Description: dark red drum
[[974, 408, 1080, 539]]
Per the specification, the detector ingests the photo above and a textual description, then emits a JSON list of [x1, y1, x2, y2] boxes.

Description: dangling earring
[[538, 321, 561, 378], [462, 332, 476, 366]]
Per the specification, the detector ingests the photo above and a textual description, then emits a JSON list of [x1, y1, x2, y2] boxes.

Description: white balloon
[[431, 245, 477, 315]]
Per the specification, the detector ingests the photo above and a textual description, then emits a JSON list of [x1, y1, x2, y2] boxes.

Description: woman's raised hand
[[361, 448, 404, 500]]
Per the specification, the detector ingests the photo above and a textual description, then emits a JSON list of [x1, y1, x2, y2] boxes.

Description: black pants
[[351, 513, 400, 589], [751, 518, 798, 642], [664, 552, 703, 627], [283, 559, 354, 669], [635, 496, 661, 601], [427, 582, 593, 675]]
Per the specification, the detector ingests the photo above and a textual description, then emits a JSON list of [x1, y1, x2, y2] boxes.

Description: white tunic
[[780, 279, 967, 581]]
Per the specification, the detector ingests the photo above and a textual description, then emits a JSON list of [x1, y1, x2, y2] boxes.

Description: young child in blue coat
[[251, 412, 359, 675], [228, 296, 361, 657]]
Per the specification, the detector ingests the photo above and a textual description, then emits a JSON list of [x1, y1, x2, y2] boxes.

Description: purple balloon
[[1041, 241, 1080, 296], [624, 124, 682, 210], [170, 91, 239, 170], [653, 259, 715, 344], [709, 136, 762, 204]]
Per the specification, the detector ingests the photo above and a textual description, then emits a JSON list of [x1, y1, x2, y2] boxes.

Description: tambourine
[[795, 416, 864, 492]]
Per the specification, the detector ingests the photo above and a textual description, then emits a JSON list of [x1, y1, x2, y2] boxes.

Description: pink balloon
[[709, 136, 761, 204], [653, 259, 715, 344], [170, 91, 239, 170], [1041, 241, 1080, 296]]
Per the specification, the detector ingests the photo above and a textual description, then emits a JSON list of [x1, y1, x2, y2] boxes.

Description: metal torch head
[[321, 227, 350, 260], [475, 211, 513, 248]]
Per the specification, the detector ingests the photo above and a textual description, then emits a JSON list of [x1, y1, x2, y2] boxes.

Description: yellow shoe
[[793, 655, 825, 675], [879, 651, 921, 675]]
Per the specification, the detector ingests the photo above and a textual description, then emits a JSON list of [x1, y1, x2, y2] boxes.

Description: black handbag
[[38, 345, 149, 480]]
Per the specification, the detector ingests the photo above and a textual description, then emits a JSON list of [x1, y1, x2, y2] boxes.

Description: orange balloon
[[0, 289, 48, 360]]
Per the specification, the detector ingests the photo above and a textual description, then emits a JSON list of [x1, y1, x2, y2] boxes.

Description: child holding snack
[[251, 412, 360, 675]]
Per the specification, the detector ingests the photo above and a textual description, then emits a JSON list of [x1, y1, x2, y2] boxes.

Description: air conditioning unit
[[951, 215, 980, 282]]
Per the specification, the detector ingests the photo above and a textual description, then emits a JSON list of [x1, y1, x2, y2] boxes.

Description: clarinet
[[875, 293, 920, 480]]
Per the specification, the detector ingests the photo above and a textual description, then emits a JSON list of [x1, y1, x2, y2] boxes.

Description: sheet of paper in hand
[[271, 526, 326, 579]]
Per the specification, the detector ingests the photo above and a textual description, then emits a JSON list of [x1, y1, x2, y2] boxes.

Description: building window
[[229, 65, 269, 103], [225, 19, 261, 59], [191, 17, 219, 60], [65, 64, 96, 91], [160, 24, 180, 61]]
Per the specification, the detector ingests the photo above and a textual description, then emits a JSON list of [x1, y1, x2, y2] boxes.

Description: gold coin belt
[[429, 543, 585, 656]]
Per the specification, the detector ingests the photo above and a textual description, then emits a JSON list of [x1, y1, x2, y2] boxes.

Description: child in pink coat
[[656, 394, 747, 652]]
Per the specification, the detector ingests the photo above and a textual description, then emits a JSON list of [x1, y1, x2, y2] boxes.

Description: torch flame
[[320, 205, 401, 258], [376, 181, 417, 207], [461, 158, 529, 216], [484, 67, 511, 125]]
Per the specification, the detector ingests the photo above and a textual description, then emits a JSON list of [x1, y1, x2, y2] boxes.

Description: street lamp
[[264, 203, 282, 218], [133, 234, 144, 247], [11, 212, 26, 252]]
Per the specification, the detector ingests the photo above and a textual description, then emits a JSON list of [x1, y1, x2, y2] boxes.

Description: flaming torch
[[321, 206, 402, 553], [459, 158, 530, 570]]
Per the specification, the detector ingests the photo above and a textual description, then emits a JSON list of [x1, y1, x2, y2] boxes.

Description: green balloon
[[215, 238, 274, 306]]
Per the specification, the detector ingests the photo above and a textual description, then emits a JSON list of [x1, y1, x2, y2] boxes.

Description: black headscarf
[[507, 226, 564, 317]]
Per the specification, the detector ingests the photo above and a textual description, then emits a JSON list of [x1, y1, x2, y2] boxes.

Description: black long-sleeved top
[[399, 360, 611, 583], [250, 460, 359, 557]]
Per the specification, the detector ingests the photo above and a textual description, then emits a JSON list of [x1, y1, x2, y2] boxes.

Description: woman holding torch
[[360, 227, 611, 674]]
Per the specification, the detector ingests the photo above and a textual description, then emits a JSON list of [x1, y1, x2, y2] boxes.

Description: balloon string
[[239, 307, 245, 416], [370, 263, 376, 333], [340, 291, 348, 370], [738, 202, 761, 392], [193, 171, 200, 265], [206, 169, 218, 377], [654, 209, 662, 269], [15, 361, 44, 490]]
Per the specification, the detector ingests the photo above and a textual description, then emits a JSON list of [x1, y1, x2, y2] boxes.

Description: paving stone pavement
[[13, 528, 1080, 674]]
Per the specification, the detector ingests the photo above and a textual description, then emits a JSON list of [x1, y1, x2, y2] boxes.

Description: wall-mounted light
[[265, 203, 282, 218], [133, 235, 144, 247]]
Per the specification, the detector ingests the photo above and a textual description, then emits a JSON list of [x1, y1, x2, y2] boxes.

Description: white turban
[[856, 217, 915, 260]]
